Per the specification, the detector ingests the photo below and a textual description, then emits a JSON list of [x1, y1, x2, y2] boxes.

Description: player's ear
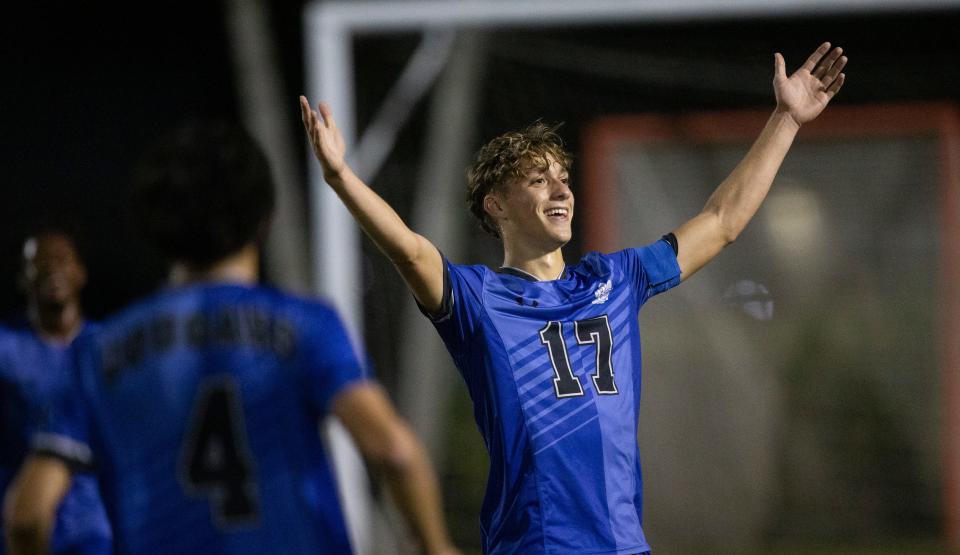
[[483, 193, 504, 219]]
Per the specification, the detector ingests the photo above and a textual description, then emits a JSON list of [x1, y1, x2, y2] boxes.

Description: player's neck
[[501, 246, 566, 282], [169, 245, 260, 287], [29, 300, 84, 345]]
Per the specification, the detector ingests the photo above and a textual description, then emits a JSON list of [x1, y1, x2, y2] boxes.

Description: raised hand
[[299, 95, 347, 181], [773, 42, 847, 126]]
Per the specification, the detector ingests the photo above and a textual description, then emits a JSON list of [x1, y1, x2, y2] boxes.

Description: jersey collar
[[498, 265, 566, 282]]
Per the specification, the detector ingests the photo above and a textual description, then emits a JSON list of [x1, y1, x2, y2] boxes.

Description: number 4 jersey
[[32, 284, 368, 555], [424, 240, 680, 555]]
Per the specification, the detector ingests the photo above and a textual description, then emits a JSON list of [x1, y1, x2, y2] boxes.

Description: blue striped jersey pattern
[[428, 240, 680, 554]]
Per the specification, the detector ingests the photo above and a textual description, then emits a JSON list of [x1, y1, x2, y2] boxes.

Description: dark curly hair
[[466, 122, 572, 239], [130, 121, 274, 268]]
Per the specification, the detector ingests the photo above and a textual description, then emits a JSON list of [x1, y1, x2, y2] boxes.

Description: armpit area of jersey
[[414, 255, 453, 323], [661, 232, 678, 255], [32, 432, 94, 472]]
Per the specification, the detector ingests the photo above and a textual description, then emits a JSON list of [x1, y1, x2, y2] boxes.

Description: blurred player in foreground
[[4, 122, 458, 554], [1, 231, 112, 555], [300, 42, 847, 553]]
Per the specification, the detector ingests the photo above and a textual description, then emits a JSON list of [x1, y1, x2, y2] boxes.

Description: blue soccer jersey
[[0, 324, 112, 555], [33, 283, 369, 555], [425, 240, 680, 554]]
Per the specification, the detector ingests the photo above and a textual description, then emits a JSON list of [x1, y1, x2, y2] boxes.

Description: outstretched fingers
[[774, 52, 787, 80], [825, 72, 846, 96], [299, 95, 316, 131], [297, 97, 340, 136], [318, 101, 338, 132], [821, 54, 847, 86], [812, 47, 843, 79], [799, 41, 831, 74]]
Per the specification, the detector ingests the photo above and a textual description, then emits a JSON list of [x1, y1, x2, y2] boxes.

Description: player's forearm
[[4, 487, 54, 555], [325, 165, 425, 263], [335, 385, 457, 553], [4, 457, 72, 555], [379, 429, 457, 554], [325, 165, 445, 310], [702, 110, 800, 242], [4, 523, 51, 555]]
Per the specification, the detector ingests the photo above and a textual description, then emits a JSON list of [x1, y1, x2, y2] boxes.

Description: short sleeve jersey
[[426, 241, 680, 555], [0, 324, 112, 555], [33, 284, 368, 555]]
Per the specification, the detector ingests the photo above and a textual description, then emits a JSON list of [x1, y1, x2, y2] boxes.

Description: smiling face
[[466, 121, 573, 242], [484, 154, 574, 253]]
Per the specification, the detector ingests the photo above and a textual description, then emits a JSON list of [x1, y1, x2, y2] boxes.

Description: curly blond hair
[[466, 122, 572, 239]]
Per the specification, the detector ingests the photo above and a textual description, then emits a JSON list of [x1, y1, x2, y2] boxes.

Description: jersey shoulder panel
[[447, 261, 490, 303], [602, 240, 681, 302], [432, 261, 493, 337]]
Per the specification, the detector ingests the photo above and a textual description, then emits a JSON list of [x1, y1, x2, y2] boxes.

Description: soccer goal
[[580, 102, 960, 548]]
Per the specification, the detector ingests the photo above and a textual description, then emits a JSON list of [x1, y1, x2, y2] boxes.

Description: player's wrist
[[322, 162, 352, 187], [770, 108, 803, 132]]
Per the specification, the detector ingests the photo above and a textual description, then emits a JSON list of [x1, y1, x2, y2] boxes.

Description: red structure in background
[[580, 103, 960, 547]]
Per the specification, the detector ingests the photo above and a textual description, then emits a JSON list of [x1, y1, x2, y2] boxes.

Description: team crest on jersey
[[592, 280, 612, 304]]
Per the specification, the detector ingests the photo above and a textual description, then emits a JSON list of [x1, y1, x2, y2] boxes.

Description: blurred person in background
[[300, 42, 846, 554], [0, 230, 112, 555], [20, 230, 89, 345], [4, 122, 459, 555]]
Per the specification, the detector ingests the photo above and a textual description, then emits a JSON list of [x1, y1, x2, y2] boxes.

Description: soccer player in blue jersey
[[4, 123, 458, 555], [1, 231, 112, 555], [298, 42, 847, 553]]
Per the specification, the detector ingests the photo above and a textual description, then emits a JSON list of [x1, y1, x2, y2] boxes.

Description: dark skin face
[[22, 233, 87, 311]]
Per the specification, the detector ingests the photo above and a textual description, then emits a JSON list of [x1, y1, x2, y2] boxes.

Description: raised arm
[[300, 96, 446, 312], [332, 384, 459, 555], [673, 42, 847, 280]]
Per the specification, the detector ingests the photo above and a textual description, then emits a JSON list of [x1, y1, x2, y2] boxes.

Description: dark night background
[[1, 3, 959, 550], [2, 3, 958, 323]]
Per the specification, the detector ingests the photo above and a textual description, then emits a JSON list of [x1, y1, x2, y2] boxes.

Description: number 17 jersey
[[425, 240, 680, 554]]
